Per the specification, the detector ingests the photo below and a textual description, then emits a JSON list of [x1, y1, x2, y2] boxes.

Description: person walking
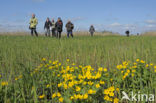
[[65, 20, 74, 38], [89, 25, 95, 36], [51, 19, 56, 37], [55, 17, 63, 38], [44, 18, 52, 37], [125, 30, 130, 37], [29, 14, 38, 36]]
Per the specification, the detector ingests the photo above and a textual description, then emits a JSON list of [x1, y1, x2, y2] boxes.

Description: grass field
[[0, 35, 156, 102]]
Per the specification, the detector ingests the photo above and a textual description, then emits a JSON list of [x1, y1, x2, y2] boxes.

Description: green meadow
[[0, 35, 156, 102]]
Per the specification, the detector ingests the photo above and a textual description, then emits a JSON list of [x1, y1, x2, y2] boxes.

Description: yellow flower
[[132, 73, 135, 77], [114, 98, 119, 103], [116, 88, 120, 92], [109, 86, 115, 91], [132, 70, 136, 73], [88, 81, 94, 86], [66, 59, 70, 62], [77, 94, 83, 100], [15, 77, 18, 81], [52, 93, 56, 98], [46, 84, 50, 88], [154, 66, 156, 69], [49, 60, 52, 64], [42, 58, 46, 61], [1, 81, 8, 86], [57, 92, 61, 97], [136, 59, 140, 62], [123, 75, 126, 79], [58, 83, 62, 87], [76, 86, 81, 92], [63, 84, 68, 89], [83, 93, 88, 99], [59, 97, 64, 102], [104, 90, 109, 95], [0, 75, 1, 78], [70, 96, 74, 100], [146, 64, 149, 67], [83, 81, 87, 85], [96, 84, 100, 88], [140, 60, 145, 63], [98, 67, 103, 72], [127, 69, 130, 73], [121, 71, 124, 73], [116, 65, 122, 69], [39, 94, 45, 99], [109, 92, 114, 96], [49, 66, 53, 69], [88, 89, 96, 94], [104, 95, 110, 101], [100, 80, 105, 85], [150, 63, 153, 66], [104, 68, 107, 72]]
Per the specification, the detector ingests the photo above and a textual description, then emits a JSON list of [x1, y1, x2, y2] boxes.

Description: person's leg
[[59, 32, 61, 38], [67, 31, 69, 38], [52, 29, 55, 37], [45, 29, 47, 36], [56, 31, 59, 38], [31, 28, 34, 36], [34, 28, 38, 37], [48, 29, 50, 37], [53, 29, 56, 37], [70, 31, 73, 38]]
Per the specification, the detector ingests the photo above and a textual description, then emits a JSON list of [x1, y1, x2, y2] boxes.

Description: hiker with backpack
[[55, 17, 63, 38], [50, 19, 56, 37], [65, 20, 74, 38], [44, 17, 52, 37], [125, 30, 130, 37], [89, 25, 95, 36], [29, 14, 38, 37]]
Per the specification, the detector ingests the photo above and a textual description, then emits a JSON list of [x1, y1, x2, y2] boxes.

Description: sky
[[0, 0, 156, 34]]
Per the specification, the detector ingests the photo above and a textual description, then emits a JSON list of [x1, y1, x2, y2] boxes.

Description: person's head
[[68, 20, 71, 23], [52, 19, 54, 22], [46, 18, 49, 22], [32, 14, 35, 18], [58, 17, 61, 21]]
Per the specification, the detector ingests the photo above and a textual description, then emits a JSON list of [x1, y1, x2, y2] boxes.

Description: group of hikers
[[29, 14, 96, 38]]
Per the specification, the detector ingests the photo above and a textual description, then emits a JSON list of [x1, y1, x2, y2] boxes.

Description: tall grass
[[0, 35, 156, 102]]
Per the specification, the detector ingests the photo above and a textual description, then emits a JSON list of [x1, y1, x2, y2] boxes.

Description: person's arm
[[93, 27, 95, 32], [35, 18, 38, 25]]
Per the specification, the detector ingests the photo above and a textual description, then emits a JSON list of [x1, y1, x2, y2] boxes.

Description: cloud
[[32, 0, 45, 2], [110, 22, 122, 27], [145, 20, 156, 24], [64, 17, 86, 22], [146, 24, 156, 28], [71, 17, 85, 21]]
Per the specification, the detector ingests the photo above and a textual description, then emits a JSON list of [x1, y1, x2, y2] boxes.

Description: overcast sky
[[0, 0, 156, 34]]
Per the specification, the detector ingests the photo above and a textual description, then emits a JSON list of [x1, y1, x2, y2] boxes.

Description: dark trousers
[[56, 31, 62, 38], [67, 31, 73, 38], [45, 28, 50, 37], [52, 29, 56, 37], [90, 32, 94, 36], [31, 28, 38, 37]]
